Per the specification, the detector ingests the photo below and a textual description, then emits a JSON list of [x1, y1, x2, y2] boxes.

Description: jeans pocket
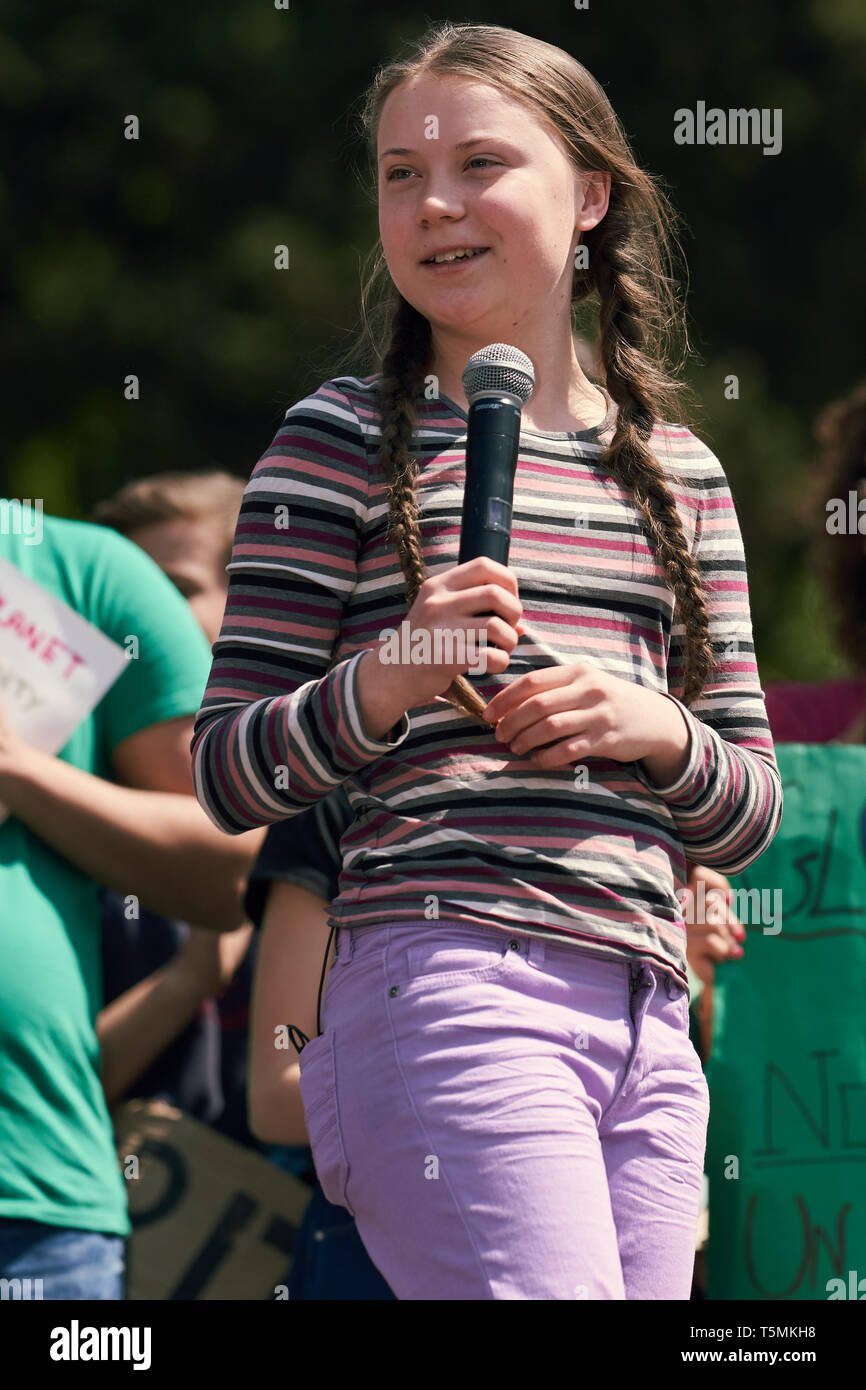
[[403, 928, 518, 993], [298, 1028, 354, 1216]]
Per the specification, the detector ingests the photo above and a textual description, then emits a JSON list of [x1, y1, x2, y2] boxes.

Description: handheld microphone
[[458, 344, 535, 567]]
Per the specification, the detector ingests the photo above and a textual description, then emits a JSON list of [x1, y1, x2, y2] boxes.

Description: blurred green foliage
[[3, 0, 865, 681]]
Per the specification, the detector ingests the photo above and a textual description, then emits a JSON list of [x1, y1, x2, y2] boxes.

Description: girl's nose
[[418, 185, 466, 219]]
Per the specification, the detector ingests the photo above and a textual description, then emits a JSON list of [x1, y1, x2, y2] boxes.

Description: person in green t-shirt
[[0, 506, 264, 1299]]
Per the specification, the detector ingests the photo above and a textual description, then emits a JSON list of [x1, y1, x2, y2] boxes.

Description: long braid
[[377, 295, 491, 726], [588, 225, 715, 707]]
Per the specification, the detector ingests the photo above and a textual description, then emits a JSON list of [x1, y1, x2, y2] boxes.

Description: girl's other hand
[[481, 660, 687, 769]]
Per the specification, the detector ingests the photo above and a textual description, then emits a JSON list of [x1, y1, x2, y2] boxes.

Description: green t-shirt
[[0, 512, 214, 1236]]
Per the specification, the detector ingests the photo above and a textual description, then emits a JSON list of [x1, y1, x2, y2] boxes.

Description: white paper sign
[[0, 558, 129, 826]]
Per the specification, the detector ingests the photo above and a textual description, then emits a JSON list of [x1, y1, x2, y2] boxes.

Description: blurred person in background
[[0, 501, 262, 1300], [92, 474, 263, 1149], [94, 469, 398, 1296]]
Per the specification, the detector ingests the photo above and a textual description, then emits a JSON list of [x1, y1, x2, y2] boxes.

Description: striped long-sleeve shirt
[[191, 374, 782, 989]]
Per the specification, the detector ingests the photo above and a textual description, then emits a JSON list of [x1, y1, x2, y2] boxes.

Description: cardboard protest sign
[[0, 558, 128, 824], [112, 1099, 315, 1300], [705, 744, 866, 1300]]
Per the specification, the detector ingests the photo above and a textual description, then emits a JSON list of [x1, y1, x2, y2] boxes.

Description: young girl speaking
[[191, 22, 782, 1299]]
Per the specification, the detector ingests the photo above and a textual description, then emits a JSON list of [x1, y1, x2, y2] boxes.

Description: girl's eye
[[384, 157, 500, 182]]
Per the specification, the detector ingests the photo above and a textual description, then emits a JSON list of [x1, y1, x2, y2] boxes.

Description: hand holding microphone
[[389, 554, 526, 705], [380, 345, 535, 706]]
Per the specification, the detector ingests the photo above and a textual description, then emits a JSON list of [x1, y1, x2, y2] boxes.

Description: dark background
[[4, 0, 865, 680]]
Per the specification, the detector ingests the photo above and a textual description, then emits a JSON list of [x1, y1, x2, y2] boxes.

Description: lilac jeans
[[298, 918, 709, 1300]]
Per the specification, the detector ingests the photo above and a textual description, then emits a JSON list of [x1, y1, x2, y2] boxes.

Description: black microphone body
[[457, 394, 522, 567], [456, 344, 535, 664]]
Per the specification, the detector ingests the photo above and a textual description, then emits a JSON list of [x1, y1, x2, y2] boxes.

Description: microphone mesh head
[[462, 344, 535, 405]]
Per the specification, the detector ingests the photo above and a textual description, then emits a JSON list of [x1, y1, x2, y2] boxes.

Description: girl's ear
[[574, 169, 610, 232]]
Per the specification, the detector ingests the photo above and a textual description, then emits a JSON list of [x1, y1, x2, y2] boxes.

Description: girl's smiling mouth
[[421, 247, 491, 271]]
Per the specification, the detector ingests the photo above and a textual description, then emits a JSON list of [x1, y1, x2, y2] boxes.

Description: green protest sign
[[705, 744, 866, 1301]]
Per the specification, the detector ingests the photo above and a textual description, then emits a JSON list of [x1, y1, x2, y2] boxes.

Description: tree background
[[3, 0, 865, 681]]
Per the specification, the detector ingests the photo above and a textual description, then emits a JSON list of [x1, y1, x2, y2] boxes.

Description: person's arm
[[0, 706, 265, 930], [247, 881, 335, 1145], [190, 385, 416, 836], [632, 444, 784, 875], [98, 923, 253, 1103]]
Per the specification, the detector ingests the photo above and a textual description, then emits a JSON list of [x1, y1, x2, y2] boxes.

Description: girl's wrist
[[639, 694, 692, 785], [357, 646, 417, 741]]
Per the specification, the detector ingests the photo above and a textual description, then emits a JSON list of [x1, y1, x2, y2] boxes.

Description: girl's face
[[377, 75, 608, 344]]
